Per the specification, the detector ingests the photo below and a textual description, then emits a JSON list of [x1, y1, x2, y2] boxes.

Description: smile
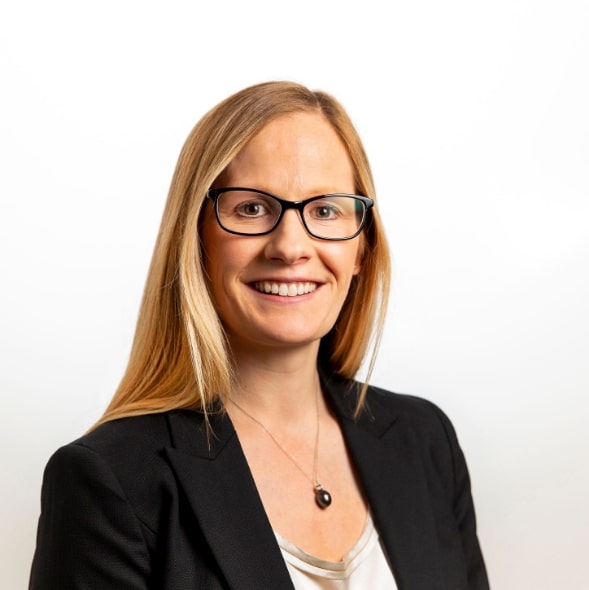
[[253, 281, 318, 297]]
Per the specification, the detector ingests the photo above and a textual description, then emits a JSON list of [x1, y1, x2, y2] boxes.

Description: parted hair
[[97, 81, 391, 427]]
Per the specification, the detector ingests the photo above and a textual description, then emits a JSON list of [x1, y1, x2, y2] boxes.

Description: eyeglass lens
[[215, 190, 367, 239]]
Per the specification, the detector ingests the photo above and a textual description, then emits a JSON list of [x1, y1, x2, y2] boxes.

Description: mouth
[[253, 281, 318, 297]]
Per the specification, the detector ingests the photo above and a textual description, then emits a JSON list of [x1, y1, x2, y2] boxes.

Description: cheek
[[200, 223, 228, 299], [329, 242, 363, 279], [201, 229, 255, 298], [203, 243, 231, 296]]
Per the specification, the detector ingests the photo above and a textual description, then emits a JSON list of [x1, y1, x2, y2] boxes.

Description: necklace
[[231, 391, 332, 510]]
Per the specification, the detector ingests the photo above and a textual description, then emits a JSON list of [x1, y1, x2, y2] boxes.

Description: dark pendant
[[315, 486, 332, 509]]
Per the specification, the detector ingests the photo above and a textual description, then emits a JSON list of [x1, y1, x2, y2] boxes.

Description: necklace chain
[[230, 389, 332, 509], [231, 392, 320, 487]]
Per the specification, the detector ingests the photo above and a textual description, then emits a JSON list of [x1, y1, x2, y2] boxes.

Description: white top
[[275, 513, 398, 589]]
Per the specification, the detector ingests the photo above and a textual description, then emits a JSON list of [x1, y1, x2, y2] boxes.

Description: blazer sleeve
[[429, 402, 490, 590], [29, 443, 151, 590]]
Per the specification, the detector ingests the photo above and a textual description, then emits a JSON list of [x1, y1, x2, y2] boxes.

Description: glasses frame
[[206, 187, 374, 241]]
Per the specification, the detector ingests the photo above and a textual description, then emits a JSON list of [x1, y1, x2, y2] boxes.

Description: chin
[[228, 326, 329, 352]]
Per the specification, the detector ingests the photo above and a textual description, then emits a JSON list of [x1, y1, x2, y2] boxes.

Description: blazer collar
[[319, 366, 401, 438], [165, 367, 402, 458], [164, 372, 442, 590], [324, 376, 449, 589], [164, 409, 295, 590]]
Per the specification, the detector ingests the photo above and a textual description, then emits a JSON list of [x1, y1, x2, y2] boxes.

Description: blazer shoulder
[[364, 383, 456, 431], [353, 384, 466, 470], [45, 411, 203, 528], [323, 370, 457, 442], [73, 412, 174, 454]]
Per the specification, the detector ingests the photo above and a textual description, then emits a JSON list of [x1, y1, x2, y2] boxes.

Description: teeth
[[254, 281, 318, 297]]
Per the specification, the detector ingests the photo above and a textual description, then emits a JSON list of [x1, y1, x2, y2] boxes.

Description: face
[[201, 112, 362, 355]]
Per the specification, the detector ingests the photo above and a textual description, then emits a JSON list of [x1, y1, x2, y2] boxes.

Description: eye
[[309, 202, 340, 220], [235, 200, 268, 217]]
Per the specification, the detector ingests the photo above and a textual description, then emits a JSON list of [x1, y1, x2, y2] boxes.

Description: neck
[[228, 341, 322, 423]]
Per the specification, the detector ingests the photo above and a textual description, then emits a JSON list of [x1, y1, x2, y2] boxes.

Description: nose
[[263, 209, 313, 264]]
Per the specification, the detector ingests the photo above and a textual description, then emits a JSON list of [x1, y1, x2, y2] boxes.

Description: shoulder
[[327, 374, 465, 472], [46, 412, 174, 477], [73, 411, 174, 455], [42, 411, 202, 526], [326, 370, 457, 441], [364, 383, 457, 435], [361, 383, 462, 454], [45, 412, 173, 473], [360, 383, 469, 484], [57, 408, 206, 468], [326, 370, 464, 457]]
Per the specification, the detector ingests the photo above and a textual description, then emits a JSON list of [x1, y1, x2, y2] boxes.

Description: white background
[[1, 1, 588, 588]]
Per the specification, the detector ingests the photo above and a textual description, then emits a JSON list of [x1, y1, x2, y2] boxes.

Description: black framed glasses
[[207, 187, 373, 241]]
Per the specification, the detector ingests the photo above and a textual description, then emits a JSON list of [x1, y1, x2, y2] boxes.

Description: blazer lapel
[[161, 374, 447, 590], [322, 374, 445, 590], [163, 410, 294, 590]]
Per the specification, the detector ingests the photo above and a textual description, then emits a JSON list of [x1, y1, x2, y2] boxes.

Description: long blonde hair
[[97, 81, 391, 427]]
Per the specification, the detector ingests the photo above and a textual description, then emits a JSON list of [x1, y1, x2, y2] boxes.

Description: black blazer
[[29, 373, 489, 589]]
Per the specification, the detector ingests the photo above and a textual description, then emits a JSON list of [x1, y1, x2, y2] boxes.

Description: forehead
[[221, 112, 355, 195]]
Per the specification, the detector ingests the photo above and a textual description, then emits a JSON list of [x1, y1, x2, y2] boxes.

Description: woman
[[29, 81, 489, 589]]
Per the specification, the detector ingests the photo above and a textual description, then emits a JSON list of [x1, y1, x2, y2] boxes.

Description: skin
[[201, 112, 367, 561], [201, 111, 362, 359]]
